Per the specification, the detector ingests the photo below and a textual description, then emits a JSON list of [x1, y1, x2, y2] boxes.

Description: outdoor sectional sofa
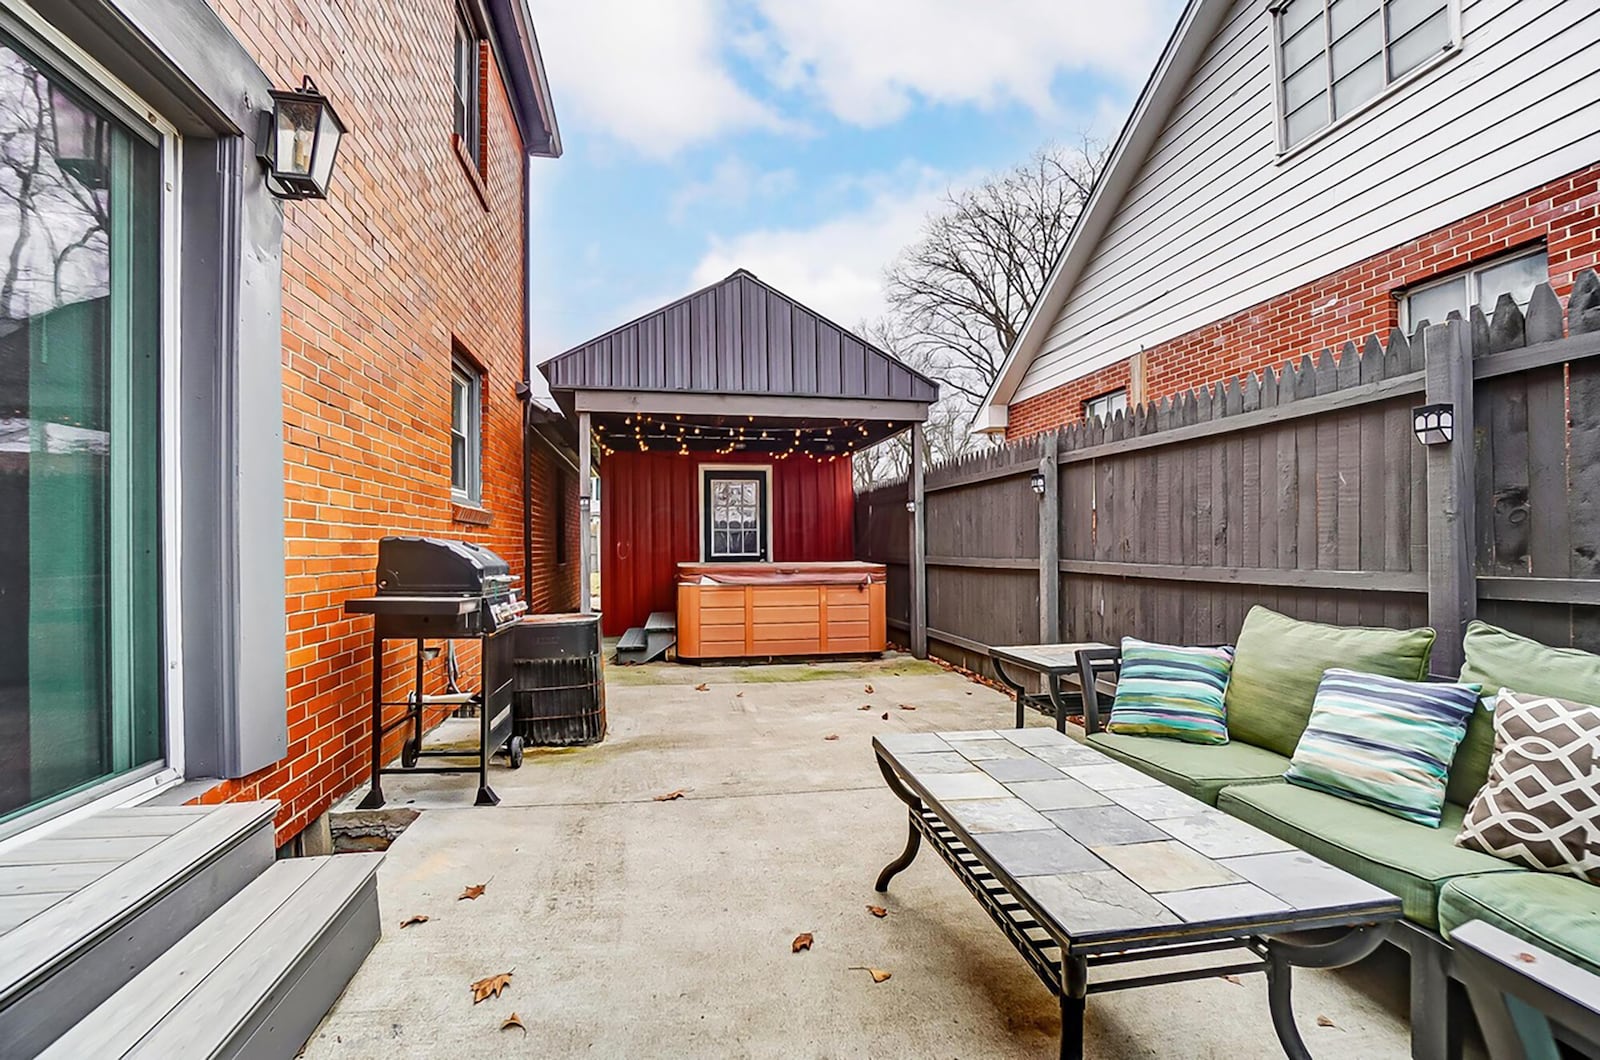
[[1071, 608, 1600, 1060]]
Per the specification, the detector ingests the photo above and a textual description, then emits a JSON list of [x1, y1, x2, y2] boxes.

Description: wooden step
[[0, 802, 278, 1055], [40, 852, 383, 1059]]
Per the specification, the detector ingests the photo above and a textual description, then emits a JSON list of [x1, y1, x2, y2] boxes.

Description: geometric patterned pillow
[[1106, 638, 1234, 745], [1284, 668, 1481, 827], [1455, 690, 1600, 884]]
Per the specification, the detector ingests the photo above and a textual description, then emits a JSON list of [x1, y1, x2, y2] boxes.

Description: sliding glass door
[[0, 28, 164, 822]]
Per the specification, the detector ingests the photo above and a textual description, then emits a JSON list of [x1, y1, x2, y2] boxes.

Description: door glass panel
[[705, 475, 764, 559], [0, 33, 163, 822]]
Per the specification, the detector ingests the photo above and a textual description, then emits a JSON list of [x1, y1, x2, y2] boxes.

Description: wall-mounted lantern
[[1411, 403, 1454, 446], [48, 84, 109, 188], [257, 76, 346, 201], [904, 500, 917, 514], [1029, 471, 1047, 496]]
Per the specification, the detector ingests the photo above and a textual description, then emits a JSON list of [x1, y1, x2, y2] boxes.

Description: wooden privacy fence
[[855, 271, 1600, 676]]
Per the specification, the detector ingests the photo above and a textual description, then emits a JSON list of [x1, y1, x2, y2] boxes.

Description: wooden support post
[[1424, 319, 1476, 673], [910, 422, 928, 659], [578, 410, 593, 616], [1038, 433, 1061, 644]]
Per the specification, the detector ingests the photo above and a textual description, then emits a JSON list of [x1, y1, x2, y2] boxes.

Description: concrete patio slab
[[307, 656, 1417, 1058]]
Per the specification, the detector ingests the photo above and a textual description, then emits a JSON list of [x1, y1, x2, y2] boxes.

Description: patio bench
[[1453, 920, 1600, 1060], [1071, 609, 1600, 1060]]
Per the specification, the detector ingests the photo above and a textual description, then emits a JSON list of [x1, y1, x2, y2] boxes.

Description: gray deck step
[[0, 802, 278, 1055], [643, 611, 676, 632], [40, 851, 383, 1059]]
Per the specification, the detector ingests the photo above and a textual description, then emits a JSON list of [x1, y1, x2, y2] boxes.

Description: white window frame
[[1084, 388, 1129, 424], [0, 1, 187, 842], [452, 1, 482, 166], [1397, 246, 1549, 332], [1271, 0, 1462, 157], [450, 356, 482, 504]]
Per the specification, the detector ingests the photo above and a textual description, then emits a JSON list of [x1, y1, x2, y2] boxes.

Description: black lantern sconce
[[257, 76, 346, 201], [1029, 471, 1047, 496], [1411, 403, 1454, 446], [48, 83, 110, 188]]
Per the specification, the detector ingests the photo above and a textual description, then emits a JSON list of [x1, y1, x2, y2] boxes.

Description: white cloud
[[669, 157, 799, 223], [744, 0, 1178, 126], [527, 0, 786, 156], [689, 165, 958, 326]]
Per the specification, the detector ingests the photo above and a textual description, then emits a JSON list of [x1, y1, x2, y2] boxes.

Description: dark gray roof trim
[[483, 0, 561, 157], [541, 270, 939, 403]]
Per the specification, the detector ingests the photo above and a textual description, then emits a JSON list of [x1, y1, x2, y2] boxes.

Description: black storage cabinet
[[498, 614, 606, 746]]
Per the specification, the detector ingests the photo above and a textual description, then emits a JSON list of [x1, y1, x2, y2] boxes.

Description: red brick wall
[[192, 0, 576, 841], [1008, 161, 1600, 440]]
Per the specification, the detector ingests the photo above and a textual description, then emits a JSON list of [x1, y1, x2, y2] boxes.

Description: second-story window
[[453, 3, 483, 166], [1275, 0, 1456, 150]]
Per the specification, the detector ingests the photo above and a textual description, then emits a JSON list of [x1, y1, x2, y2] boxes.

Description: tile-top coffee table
[[872, 728, 1403, 1060]]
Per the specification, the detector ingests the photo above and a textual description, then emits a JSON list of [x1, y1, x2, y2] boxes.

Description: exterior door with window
[[702, 470, 768, 562]]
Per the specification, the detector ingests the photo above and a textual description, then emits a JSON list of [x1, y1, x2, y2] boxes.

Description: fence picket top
[[1525, 283, 1564, 345], [1360, 335, 1385, 382], [1294, 354, 1317, 399], [1338, 341, 1361, 387], [1221, 380, 1241, 417], [1315, 348, 1337, 393], [1243, 371, 1263, 412], [1489, 293, 1527, 354], [1260, 365, 1279, 408], [1385, 328, 1409, 376], [1409, 320, 1431, 364], [1571, 269, 1600, 335]]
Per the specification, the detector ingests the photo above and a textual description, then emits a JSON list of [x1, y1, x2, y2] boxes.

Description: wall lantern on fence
[[1411, 403, 1455, 446], [1029, 471, 1047, 496], [905, 500, 917, 514], [257, 76, 346, 200]]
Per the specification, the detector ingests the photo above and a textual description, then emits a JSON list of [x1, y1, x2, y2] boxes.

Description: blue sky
[[525, 0, 1185, 363]]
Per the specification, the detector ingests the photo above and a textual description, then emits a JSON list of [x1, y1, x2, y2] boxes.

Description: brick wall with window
[[192, 0, 577, 841], [1007, 161, 1600, 441]]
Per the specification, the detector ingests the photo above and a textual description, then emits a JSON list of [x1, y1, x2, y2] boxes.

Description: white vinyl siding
[[1013, 0, 1600, 405]]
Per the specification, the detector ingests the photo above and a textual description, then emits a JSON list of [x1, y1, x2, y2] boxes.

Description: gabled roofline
[[973, 0, 1230, 433], [483, 0, 562, 157]]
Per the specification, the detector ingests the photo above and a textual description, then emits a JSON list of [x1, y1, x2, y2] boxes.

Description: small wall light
[[1411, 403, 1454, 446], [1029, 471, 1047, 496], [257, 76, 346, 200], [904, 500, 916, 514]]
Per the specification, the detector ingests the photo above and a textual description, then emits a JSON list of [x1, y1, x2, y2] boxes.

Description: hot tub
[[675, 562, 887, 660]]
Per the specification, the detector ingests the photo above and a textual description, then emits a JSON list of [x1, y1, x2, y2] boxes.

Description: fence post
[[909, 422, 928, 659], [1038, 433, 1060, 643], [1424, 319, 1476, 672]]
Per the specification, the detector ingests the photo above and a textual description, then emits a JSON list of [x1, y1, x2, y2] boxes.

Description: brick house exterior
[[1006, 163, 1600, 439], [187, 0, 578, 842], [979, 0, 1600, 443]]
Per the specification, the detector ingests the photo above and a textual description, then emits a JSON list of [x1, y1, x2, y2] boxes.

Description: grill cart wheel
[[401, 736, 420, 769], [507, 735, 524, 769]]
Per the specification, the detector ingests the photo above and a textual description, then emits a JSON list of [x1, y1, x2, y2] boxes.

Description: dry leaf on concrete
[[881, 713, 889, 720], [458, 883, 487, 901], [736, 691, 745, 698], [399, 914, 430, 928], [653, 789, 688, 801], [898, 704, 916, 711], [1315, 1015, 1337, 1028], [866, 906, 888, 918], [1221, 974, 1240, 985], [500, 1012, 526, 1034], [694, 683, 710, 692], [470, 971, 513, 1003], [792, 933, 814, 953], [858, 704, 872, 711], [824, 734, 839, 741], [864, 684, 874, 694], [849, 965, 892, 983]]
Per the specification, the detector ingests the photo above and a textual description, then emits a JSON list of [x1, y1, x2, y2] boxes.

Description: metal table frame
[[989, 642, 1112, 732], [872, 744, 1400, 1060]]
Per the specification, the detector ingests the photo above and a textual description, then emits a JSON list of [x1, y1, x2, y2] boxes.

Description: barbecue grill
[[344, 536, 530, 807]]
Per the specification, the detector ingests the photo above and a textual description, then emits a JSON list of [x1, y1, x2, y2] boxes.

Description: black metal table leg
[[991, 657, 1028, 729], [1046, 672, 1069, 733], [1261, 926, 1388, 1059], [1060, 955, 1087, 1060], [873, 753, 923, 891], [358, 630, 386, 809]]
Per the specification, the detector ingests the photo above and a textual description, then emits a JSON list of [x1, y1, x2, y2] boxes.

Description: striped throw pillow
[[1106, 639, 1235, 745], [1285, 669, 1482, 827]]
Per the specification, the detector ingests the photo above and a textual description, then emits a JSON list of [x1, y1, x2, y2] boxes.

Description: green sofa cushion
[[1217, 780, 1519, 928], [1452, 620, 1600, 808], [1086, 731, 1290, 805], [1438, 871, 1600, 976], [1223, 606, 1436, 758]]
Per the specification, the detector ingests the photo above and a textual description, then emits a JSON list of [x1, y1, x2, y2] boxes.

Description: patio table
[[871, 728, 1403, 1060], [988, 642, 1113, 732]]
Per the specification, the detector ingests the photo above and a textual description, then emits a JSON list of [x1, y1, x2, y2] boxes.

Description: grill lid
[[374, 535, 514, 596]]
